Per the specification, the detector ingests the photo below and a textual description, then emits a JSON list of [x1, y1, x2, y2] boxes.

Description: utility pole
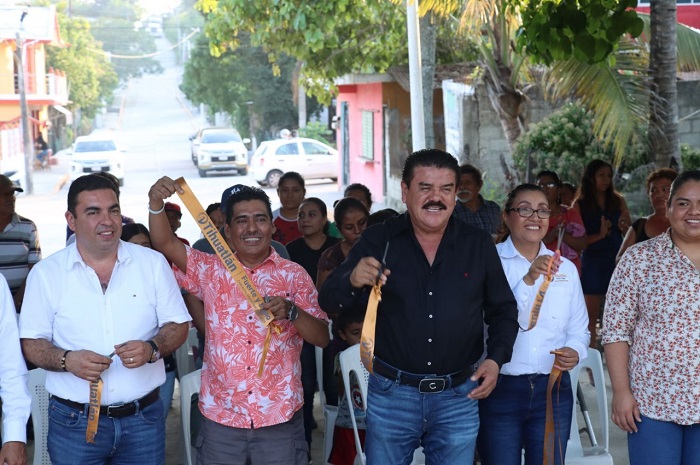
[[15, 11, 33, 194], [406, 0, 425, 151]]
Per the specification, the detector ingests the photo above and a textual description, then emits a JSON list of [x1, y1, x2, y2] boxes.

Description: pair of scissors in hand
[[376, 242, 389, 285]]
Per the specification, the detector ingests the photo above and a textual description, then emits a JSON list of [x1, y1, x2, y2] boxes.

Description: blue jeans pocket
[[48, 399, 84, 428], [370, 372, 398, 394], [450, 378, 477, 396], [138, 400, 164, 426]]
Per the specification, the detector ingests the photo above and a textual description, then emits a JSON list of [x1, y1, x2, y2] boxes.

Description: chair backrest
[[28, 368, 51, 465], [339, 344, 369, 463], [176, 327, 198, 379], [315, 345, 326, 407], [566, 348, 612, 464], [180, 369, 202, 465]]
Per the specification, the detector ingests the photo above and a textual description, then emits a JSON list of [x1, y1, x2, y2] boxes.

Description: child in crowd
[[328, 307, 366, 465], [272, 171, 305, 244]]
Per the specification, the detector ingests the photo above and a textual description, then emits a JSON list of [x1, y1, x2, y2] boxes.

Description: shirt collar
[[65, 240, 129, 270], [391, 212, 459, 246], [238, 245, 281, 271], [499, 235, 549, 260]]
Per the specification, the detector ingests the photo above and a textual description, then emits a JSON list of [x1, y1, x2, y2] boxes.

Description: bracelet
[[148, 203, 165, 215], [61, 350, 71, 372]]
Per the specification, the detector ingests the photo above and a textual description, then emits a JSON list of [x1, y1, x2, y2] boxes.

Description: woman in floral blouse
[[603, 170, 700, 465]]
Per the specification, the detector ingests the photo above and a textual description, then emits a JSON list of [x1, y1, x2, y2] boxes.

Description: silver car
[[190, 127, 250, 177]]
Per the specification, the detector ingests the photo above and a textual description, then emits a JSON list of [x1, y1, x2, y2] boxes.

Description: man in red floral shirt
[[148, 178, 329, 465]]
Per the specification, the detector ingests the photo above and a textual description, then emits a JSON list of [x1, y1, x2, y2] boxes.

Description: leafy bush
[[513, 103, 612, 184], [681, 144, 700, 170], [298, 121, 335, 148]]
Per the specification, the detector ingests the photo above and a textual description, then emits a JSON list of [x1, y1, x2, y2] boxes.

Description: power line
[[90, 28, 199, 59]]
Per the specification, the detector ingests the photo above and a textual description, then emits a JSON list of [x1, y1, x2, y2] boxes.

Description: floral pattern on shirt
[[175, 246, 328, 428], [602, 231, 700, 425]]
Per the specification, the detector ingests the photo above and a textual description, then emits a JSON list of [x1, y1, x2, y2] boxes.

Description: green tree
[[195, 0, 408, 102], [46, 12, 118, 120], [180, 34, 321, 140]]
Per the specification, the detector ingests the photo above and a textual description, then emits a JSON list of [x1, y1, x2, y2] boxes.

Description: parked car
[[69, 134, 126, 186], [189, 127, 250, 177], [249, 137, 339, 188]]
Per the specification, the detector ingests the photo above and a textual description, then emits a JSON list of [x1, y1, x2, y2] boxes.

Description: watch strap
[[146, 340, 159, 363]]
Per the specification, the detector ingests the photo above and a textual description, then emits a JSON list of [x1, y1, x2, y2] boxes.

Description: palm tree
[[420, 0, 700, 175]]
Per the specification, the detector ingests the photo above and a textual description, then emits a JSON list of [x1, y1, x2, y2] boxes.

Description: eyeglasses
[[507, 207, 552, 219], [537, 182, 558, 189]]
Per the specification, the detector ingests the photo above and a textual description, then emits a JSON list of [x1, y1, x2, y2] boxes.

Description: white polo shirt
[[19, 241, 191, 404], [0, 274, 30, 443], [496, 237, 590, 376]]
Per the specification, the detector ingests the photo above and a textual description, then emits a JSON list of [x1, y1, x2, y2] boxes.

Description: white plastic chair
[[338, 345, 426, 465], [566, 348, 613, 464], [316, 345, 338, 465], [28, 368, 51, 465], [180, 369, 202, 465], [176, 327, 198, 379]]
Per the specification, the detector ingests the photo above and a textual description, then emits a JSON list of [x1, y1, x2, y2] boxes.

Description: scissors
[[545, 226, 565, 279], [376, 242, 389, 285]]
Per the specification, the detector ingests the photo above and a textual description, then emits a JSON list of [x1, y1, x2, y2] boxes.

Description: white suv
[[69, 135, 126, 186], [191, 127, 249, 177], [250, 137, 338, 188]]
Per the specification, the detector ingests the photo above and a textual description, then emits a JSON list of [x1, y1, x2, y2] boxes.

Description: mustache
[[457, 189, 472, 196], [422, 201, 447, 210]]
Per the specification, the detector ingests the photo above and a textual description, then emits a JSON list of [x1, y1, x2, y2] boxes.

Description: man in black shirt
[[319, 149, 518, 464]]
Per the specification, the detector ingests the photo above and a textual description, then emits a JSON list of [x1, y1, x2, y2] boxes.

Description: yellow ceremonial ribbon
[[86, 379, 102, 443], [174, 177, 278, 376], [360, 283, 382, 373]]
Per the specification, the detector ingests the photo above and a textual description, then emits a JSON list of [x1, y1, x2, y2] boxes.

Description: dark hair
[[459, 164, 483, 185], [300, 197, 330, 235], [667, 170, 700, 207], [367, 208, 399, 227], [206, 203, 222, 216], [646, 168, 678, 192], [225, 186, 273, 224], [536, 170, 562, 186], [278, 171, 305, 189], [93, 172, 122, 196], [577, 159, 622, 215], [344, 183, 373, 209], [561, 182, 576, 194], [498, 183, 546, 242], [334, 197, 369, 227], [67, 174, 120, 215], [335, 305, 366, 333], [401, 149, 459, 187], [121, 223, 151, 243]]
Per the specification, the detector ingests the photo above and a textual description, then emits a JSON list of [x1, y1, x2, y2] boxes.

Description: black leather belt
[[373, 358, 475, 393], [52, 387, 160, 418]]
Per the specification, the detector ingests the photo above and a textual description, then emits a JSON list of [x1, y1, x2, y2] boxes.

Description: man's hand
[[0, 441, 26, 465], [260, 296, 292, 321], [349, 257, 390, 288], [64, 350, 112, 382], [551, 347, 579, 371], [467, 359, 499, 399], [148, 176, 184, 210], [611, 389, 641, 433], [115, 340, 152, 369]]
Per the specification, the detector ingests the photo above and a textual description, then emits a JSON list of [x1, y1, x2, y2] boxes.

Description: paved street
[[20, 37, 630, 465]]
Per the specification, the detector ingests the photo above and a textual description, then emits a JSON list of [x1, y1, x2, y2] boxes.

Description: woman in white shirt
[[478, 183, 590, 465]]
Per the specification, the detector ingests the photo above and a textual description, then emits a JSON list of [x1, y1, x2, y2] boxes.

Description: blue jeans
[[478, 372, 573, 465], [47, 396, 165, 465], [365, 371, 479, 465], [628, 415, 700, 465], [159, 370, 177, 420]]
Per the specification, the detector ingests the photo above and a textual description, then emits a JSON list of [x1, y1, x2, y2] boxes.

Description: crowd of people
[[0, 149, 696, 465]]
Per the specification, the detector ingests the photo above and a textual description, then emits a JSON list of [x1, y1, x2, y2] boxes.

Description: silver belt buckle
[[418, 378, 445, 393]]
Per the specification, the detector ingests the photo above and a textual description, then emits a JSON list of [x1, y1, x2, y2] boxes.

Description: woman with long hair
[[479, 184, 589, 465], [616, 168, 677, 262], [573, 159, 631, 347]]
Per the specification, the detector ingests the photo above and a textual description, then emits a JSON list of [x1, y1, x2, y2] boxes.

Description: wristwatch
[[146, 340, 161, 363], [286, 301, 299, 322]]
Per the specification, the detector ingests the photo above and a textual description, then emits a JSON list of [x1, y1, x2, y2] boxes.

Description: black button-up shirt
[[319, 213, 518, 375]]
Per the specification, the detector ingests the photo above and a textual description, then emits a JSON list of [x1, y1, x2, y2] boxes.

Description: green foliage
[[196, 0, 407, 103], [46, 12, 119, 119], [681, 144, 700, 170], [517, 0, 644, 65], [163, 8, 205, 64], [180, 34, 322, 141], [513, 103, 613, 183], [298, 121, 334, 147]]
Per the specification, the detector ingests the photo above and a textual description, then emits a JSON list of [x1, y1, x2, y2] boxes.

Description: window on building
[[361, 111, 374, 161]]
